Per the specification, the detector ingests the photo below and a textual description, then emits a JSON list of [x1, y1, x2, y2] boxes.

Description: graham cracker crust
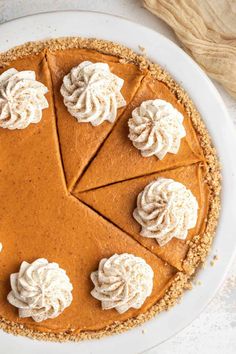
[[0, 37, 221, 341]]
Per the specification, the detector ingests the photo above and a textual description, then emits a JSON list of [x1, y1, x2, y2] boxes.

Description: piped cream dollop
[[7, 258, 73, 322], [0, 68, 48, 130], [128, 99, 186, 160], [60, 61, 126, 126], [90, 253, 153, 314], [133, 178, 198, 246]]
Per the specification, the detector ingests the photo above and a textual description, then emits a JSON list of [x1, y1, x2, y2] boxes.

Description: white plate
[[0, 10, 236, 354]]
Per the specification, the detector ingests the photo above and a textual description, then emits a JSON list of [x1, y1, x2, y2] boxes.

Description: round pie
[[0, 37, 220, 341]]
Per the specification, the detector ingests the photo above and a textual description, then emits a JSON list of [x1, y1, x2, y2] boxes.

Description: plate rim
[[0, 10, 236, 354]]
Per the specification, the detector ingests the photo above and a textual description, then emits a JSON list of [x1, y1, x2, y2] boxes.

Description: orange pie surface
[[0, 39, 219, 340], [76, 163, 209, 270]]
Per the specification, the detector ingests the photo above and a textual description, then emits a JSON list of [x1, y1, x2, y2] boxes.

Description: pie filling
[[0, 39, 220, 339]]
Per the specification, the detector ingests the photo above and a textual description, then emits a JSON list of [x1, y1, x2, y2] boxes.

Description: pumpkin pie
[[0, 37, 220, 341]]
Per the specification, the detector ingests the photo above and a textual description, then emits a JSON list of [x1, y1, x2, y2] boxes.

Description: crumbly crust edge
[[0, 37, 221, 341]]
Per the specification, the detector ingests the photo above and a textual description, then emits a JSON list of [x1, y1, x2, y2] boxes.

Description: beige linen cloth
[[143, 0, 236, 98]]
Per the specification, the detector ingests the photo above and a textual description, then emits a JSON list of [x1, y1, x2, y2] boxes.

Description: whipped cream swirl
[[90, 253, 153, 314], [128, 99, 186, 160], [7, 258, 73, 322], [0, 68, 48, 130], [133, 178, 198, 246], [60, 61, 126, 126]]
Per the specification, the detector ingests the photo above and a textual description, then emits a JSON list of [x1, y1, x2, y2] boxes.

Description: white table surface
[[0, 1, 236, 353]]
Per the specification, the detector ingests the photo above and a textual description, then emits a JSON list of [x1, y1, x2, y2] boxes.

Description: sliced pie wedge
[[75, 75, 204, 193], [0, 51, 66, 194], [75, 163, 209, 270], [46, 48, 145, 190]]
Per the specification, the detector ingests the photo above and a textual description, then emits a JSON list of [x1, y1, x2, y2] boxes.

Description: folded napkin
[[143, 0, 236, 98]]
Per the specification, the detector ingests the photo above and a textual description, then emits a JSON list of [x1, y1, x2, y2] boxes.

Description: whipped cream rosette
[[90, 253, 153, 314], [128, 99, 186, 160], [133, 178, 198, 246], [61, 61, 126, 126], [0, 68, 48, 130], [7, 258, 73, 322]]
